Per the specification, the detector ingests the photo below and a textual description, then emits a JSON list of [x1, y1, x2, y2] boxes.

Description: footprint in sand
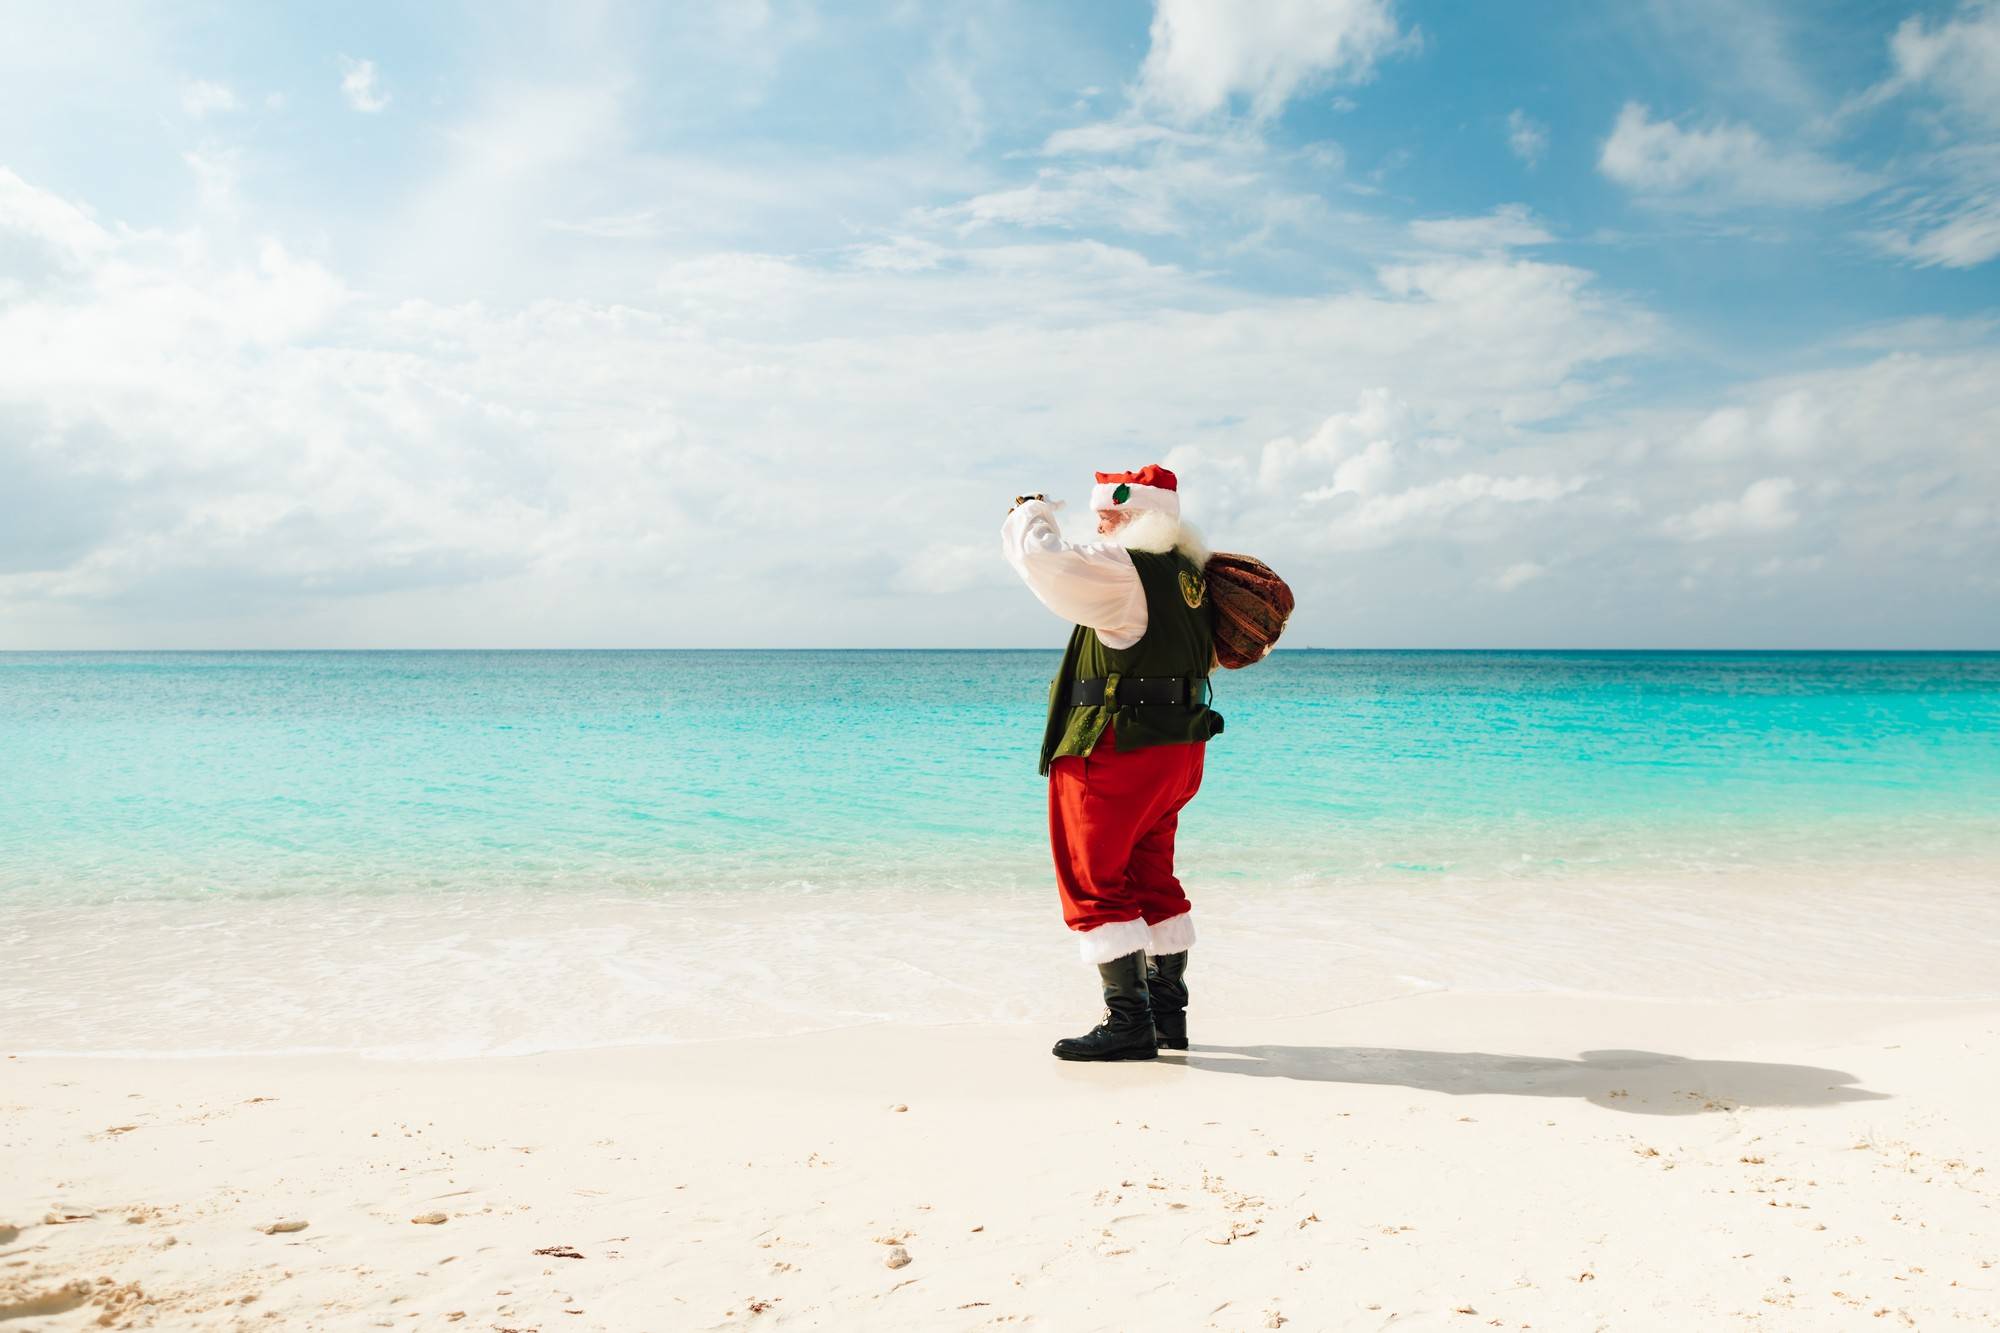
[[0, 1279, 93, 1321]]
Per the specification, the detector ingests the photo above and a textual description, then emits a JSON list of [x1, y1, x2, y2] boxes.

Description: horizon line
[[4, 647, 1998, 655]]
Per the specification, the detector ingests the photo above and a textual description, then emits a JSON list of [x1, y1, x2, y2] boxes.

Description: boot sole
[[1051, 1046, 1159, 1062]]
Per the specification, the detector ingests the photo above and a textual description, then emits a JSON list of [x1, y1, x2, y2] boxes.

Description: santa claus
[[1000, 466, 1224, 1061]]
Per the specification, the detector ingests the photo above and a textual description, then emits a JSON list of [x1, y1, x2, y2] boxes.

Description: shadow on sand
[[1181, 1045, 1889, 1115]]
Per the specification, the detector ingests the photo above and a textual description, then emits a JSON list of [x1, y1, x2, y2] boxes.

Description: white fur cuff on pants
[[1076, 917, 1152, 965], [1148, 912, 1196, 954]]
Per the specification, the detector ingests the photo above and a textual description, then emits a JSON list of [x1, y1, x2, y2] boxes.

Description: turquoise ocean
[[4, 650, 1998, 1056]]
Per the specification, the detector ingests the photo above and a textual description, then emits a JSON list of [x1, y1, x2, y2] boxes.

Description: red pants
[[1048, 725, 1204, 958]]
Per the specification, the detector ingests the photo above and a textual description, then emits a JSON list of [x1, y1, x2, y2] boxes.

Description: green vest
[[1037, 548, 1225, 776]]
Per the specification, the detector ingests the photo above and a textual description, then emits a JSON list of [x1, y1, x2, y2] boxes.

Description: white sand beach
[[7, 988, 1997, 1331], [9, 0, 2000, 1326]]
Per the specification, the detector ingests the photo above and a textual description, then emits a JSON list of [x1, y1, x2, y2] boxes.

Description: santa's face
[[1095, 509, 1133, 537]]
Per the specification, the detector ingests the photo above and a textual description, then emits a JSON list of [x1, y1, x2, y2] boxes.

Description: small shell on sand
[[890, 1104, 908, 1113], [883, 1245, 912, 1269], [259, 1219, 309, 1234], [410, 1212, 449, 1225]]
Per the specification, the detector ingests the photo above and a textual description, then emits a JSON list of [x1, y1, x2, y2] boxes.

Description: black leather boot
[[1147, 951, 1190, 1050], [1052, 952, 1157, 1062]]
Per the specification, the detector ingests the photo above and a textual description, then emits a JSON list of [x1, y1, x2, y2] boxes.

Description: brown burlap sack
[[1205, 552, 1294, 668]]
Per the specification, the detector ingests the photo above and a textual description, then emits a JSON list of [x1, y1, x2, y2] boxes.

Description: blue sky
[[1, 0, 1996, 647]]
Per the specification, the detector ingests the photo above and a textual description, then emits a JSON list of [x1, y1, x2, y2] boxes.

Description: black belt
[[1067, 675, 1208, 707]]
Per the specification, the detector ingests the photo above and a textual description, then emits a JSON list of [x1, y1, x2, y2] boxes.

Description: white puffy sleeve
[[999, 499, 1148, 649]]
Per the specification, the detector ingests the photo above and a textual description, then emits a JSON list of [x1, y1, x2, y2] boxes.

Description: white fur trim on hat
[[1076, 916, 1152, 965], [1090, 480, 1179, 518], [1147, 912, 1196, 954]]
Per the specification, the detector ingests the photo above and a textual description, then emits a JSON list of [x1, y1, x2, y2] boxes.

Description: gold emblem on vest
[[1178, 569, 1206, 609]]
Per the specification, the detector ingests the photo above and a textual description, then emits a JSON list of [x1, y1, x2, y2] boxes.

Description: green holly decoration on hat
[[1113, 483, 1131, 504]]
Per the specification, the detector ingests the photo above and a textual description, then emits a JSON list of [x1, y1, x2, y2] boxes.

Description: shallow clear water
[[4, 650, 1997, 1054], [4, 650, 1998, 898]]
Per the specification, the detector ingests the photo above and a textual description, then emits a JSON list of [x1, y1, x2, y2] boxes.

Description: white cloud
[[943, 111, 1349, 253], [182, 79, 239, 117], [1853, 2, 2000, 128], [915, 155, 1279, 238], [1663, 477, 1799, 541], [1318, 472, 1589, 549], [1327, 438, 1395, 497], [1301, 140, 1346, 170], [933, 57, 986, 151], [2, 143, 1994, 649], [892, 541, 1005, 596], [1836, 314, 2000, 350], [0, 2, 1993, 649], [1040, 121, 1215, 156], [1507, 109, 1547, 167], [340, 56, 390, 113], [1837, 7, 2000, 269], [0, 160, 1655, 645], [843, 235, 948, 272], [1862, 143, 2000, 269], [1868, 195, 2000, 269], [544, 209, 669, 240], [1182, 332, 1998, 638], [0, 167, 110, 267], [1832, 5, 2000, 270], [1135, 0, 1406, 122], [1640, 0, 1825, 119], [1598, 103, 1875, 208], [182, 146, 240, 211], [1408, 204, 1553, 253], [1259, 388, 1410, 492], [1677, 389, 1822, 460], [1251, 388, 1592, 550], [1891, 3, 2000, 116]]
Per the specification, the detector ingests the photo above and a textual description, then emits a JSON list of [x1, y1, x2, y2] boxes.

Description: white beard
[[1111, 510, 1210, 569]]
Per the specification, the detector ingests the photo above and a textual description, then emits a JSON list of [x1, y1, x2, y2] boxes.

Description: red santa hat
[[1090, 464, 1180, 518]]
